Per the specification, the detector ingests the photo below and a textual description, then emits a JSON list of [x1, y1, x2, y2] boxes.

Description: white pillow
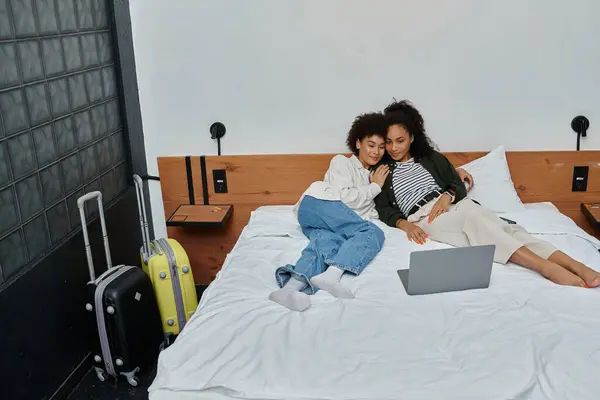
[[460, 146, 525, 213], [242, 206, 304, 239]]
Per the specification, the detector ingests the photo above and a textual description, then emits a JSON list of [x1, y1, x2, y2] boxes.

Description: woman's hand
[[396, 220, 428, 245], [370, 165, 389, 187], [457, 168, 474, 192], [427, 193, 452, 223]]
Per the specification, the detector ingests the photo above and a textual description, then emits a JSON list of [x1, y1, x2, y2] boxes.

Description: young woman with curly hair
[[269, 112, 389, 311], [375, 100, 600, 288]]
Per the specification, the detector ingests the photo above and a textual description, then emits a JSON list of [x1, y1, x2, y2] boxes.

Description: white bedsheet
[[149, 205, 600, 400]]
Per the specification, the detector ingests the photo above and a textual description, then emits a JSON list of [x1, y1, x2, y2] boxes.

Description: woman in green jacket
[[375, 100, 600, 288]]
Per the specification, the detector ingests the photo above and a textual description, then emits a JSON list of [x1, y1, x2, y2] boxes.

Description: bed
[[149, 201, 600, 400]]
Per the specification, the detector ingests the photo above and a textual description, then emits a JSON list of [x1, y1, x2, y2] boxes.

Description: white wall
[[130, 0, 600, 238]]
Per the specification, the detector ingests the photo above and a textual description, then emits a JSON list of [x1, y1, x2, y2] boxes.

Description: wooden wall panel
[[203, 154, 333, 205], [157, 157, 189, 219], [158, 151, 600, 284], [505, 152, 600, 203]]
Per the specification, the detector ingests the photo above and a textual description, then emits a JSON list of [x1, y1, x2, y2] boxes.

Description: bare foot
[[547, 252, 600, 288], [574, 267, 600, 288], [540, 266, 586, 287], [589, 276, 600, 288]]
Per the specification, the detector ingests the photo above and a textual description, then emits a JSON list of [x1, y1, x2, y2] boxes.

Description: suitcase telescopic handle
[[133, 174, 152, 255], [77, 191, 113, 280]]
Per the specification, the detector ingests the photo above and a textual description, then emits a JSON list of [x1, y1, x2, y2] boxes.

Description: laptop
[[397, 245, 495, 295]]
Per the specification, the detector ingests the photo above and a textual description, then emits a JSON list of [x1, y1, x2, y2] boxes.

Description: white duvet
[[149, 204, 600, 400]]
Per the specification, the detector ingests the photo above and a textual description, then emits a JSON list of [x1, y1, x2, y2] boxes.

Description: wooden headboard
[[157, 151, 600, 284]]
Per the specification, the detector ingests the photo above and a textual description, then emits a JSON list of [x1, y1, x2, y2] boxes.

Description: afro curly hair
[[346, 112, 387, 156]]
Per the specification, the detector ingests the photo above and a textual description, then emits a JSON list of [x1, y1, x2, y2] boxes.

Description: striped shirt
[[392, 158, 441, 216]]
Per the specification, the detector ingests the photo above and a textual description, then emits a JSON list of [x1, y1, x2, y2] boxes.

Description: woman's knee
[[367, 223, 385, 249], [458, 198, 483, 213], [351, 221, 385, 250], [463, 211, 495, 234]]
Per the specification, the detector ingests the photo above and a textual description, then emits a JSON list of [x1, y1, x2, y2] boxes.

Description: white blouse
[[294, 155, 381, 220]]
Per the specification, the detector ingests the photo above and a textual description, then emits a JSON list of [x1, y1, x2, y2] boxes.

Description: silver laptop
[[397, 245, 495, 295]]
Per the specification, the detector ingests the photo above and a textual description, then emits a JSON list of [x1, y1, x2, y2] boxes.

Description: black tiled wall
[[0, 0, 128, 285]]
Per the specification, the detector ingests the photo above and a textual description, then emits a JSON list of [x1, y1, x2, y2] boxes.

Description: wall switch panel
[[213, 169, 228, 193], [572, 166, 589, 192]]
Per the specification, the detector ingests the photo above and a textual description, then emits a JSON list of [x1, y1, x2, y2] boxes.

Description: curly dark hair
[[383, 100, 437, 161], [346, 112, 387, 156]]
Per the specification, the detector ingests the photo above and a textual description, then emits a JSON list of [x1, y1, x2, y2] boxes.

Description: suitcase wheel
[[122, 367, 141, 387], [166, 332, 176, 347], [159, 333, 176, 352], [127, 376, 140, 387], [95, 368, 108, 382]]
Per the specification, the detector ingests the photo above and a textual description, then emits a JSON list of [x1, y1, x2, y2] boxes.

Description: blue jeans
[[275, 196, 385, 294]]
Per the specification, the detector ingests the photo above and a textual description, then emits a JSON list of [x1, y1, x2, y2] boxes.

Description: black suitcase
[[78, 191, 164, 386]]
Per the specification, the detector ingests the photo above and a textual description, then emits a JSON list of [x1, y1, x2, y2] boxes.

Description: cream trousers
[[407, 198, 556, 264]]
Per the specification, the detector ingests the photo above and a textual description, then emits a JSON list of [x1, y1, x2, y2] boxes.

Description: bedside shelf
[[166, 205, 233, 227], [581, 202, 600, 230]]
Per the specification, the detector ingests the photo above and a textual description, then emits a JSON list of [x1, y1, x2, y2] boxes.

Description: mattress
[[149, 204, 600, 400]]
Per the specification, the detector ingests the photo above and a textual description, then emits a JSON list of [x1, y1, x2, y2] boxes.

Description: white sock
[[285, 277, 307, 291], [269, 278, 311, 312], [310, 266, 354, 299]]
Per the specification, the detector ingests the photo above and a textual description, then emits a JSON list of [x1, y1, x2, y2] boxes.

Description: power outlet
[[572, 166, 589, 192], [213, 169, 228, 193]]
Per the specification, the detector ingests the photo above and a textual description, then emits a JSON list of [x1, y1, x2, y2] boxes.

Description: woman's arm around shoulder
[[428, 151, 467, 203], [326, 155, 382, 209]]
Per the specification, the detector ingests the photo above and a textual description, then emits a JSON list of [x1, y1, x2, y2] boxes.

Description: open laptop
[[397, 245, 495, 295]]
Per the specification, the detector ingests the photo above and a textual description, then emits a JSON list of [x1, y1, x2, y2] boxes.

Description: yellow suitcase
[[134, 175, 198, 336]]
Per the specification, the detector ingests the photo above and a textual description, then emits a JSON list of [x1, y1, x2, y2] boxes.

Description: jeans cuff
[[275, 265, 317, 294]]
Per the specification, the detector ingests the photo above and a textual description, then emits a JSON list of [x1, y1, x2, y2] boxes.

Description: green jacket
[[374, 151, 467, 227]]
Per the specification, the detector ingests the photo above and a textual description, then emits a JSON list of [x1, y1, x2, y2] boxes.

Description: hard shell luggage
[[79, 191, 163, 386], [133, 175, 198, 336]]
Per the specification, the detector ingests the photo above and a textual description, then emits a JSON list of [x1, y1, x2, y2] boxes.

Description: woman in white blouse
[[269, 112, 474, 311]]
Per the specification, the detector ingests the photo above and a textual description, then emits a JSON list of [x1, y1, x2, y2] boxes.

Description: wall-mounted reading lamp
[[571, 115, 590, 151], [210, 122, 226, 156]]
